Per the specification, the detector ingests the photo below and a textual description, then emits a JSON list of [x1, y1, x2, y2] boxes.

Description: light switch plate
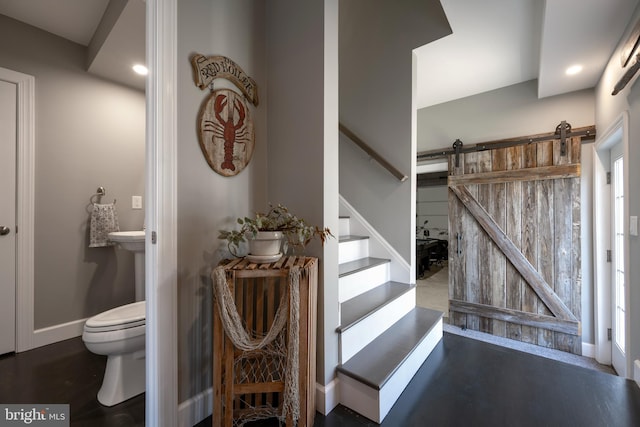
[[132, 196, 143, 210], [631, 216, 638, 236]]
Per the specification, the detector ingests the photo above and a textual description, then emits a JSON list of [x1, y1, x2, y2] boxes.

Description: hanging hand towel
[[89, 202, 120, 247]]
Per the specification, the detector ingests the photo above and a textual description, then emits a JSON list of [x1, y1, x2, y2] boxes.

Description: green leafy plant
[[218, 204, 333, 257]]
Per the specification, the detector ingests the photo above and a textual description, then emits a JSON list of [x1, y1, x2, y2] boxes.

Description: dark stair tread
[[339, 257, 389, 277], [339, 235, 369, 243], [337, 307, 443, 390], [338, 281, 414, 332]]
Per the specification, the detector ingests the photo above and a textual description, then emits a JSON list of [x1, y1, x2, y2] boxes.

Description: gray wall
[[177, 0, 341, 401], [0, 15, 145, 329], [176, 0, 340, 404], [417, 79, 596, 344], [177, 0, 268, 403], [266, 0, 340, 388], [339, 0, 451, 265], [596, 2, 640, 373]]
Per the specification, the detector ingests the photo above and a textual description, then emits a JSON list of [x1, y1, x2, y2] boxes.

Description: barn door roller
[[555, 120, 571, 156], [453, 139, 463, 167]]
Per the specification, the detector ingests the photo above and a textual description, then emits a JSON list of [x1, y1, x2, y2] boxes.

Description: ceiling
[[416, 0, 639, 108], [0, 0, 146, 91], [0, 0, 638, 104]]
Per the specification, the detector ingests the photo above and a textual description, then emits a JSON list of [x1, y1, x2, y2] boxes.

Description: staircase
[[336, 214, 443, 423]]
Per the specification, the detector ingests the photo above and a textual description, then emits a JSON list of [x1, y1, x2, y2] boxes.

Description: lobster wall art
[[191, 54, 259, 177]]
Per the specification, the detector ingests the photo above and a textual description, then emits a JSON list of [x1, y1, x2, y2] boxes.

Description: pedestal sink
[[108, 231, 145, 301]]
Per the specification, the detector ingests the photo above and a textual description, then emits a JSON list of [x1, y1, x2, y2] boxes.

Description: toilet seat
[[84, 301, 146, 333]]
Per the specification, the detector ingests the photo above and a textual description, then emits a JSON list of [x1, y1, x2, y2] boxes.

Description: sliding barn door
[[448, 136, 581, 354]]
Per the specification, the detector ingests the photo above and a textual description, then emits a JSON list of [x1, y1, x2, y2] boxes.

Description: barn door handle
[[456, 233, 462, 255], [0, 226, 10, 236]]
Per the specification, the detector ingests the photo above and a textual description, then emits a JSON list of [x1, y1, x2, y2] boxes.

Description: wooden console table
[[212, 256, 317, 427]]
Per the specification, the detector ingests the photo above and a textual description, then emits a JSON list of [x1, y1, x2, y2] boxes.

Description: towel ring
[[90, 187, 116, 204]]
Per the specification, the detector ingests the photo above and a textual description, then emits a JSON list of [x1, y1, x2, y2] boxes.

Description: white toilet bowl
[[83, 301, 146, 406]]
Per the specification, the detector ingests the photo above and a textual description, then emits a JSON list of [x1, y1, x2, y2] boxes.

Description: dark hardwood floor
[[315, 334, 640, 427], [0, 337, 144, 427], [2, 333, 640, 426]]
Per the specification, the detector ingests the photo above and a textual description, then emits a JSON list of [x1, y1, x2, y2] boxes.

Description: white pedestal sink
[[108, 231, 145, 301]]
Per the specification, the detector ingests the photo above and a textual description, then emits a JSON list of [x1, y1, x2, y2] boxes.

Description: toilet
[[82, 230, 146, 406], [83, 301, 146, 406]]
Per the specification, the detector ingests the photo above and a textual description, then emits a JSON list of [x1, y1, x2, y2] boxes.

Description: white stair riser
[[338, 318, 443, 423], [340, 290, 415, 363], [339, 217, 350, 236], [338, 263, 390, 303], [337, 374, 379, 423], [378, 318, 443, 420], [339, 239, 369, 264]]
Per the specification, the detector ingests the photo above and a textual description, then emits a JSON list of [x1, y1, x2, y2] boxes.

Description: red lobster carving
[[203, 93, 250, 171]]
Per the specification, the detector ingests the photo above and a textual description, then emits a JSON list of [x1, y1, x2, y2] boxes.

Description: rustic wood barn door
[[448, 135, 582, 354]]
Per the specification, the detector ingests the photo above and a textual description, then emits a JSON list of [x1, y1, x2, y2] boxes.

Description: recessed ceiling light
[[132, 64, 148, 76], [565, 64, 583, 76]]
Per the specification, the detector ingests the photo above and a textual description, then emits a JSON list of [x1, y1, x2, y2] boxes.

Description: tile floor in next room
[[416, 260, 449, 316]]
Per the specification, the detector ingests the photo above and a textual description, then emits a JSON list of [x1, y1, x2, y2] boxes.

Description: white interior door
[[611, 142, 626, 376], [0, 78, 17, 355]]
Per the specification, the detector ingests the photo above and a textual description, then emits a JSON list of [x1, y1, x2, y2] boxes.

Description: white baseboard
[[634, 360, 640, 386], [316, 379, 339, 415], [32, 317, 87, 349], [582, 342, 596, 358], [178, 388, 212, 427]]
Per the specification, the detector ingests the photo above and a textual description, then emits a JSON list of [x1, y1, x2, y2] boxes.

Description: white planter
[[247, 231, 283, 256]]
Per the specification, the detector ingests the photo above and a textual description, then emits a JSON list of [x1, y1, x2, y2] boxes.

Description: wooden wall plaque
[[191, 54, 258, 176], [198, 88, 255, 176]]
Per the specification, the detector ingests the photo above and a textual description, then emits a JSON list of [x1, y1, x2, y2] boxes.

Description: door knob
[[0, 226, 10, 236]]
